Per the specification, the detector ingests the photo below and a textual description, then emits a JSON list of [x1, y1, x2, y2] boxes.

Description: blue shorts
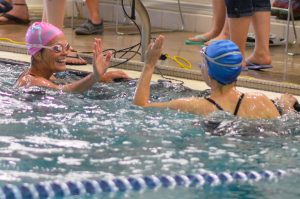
[[225, 0, 271, 18]]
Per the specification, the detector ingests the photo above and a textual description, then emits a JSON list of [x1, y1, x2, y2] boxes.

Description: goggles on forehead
[[200, 46, 242, 67], [27, 43, 70, 53]]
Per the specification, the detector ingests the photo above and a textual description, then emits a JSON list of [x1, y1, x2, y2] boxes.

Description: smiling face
[[39, 34, 69, 73]]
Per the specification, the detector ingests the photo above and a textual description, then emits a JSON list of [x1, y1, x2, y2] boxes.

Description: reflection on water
[[0, 60, 299, 198]]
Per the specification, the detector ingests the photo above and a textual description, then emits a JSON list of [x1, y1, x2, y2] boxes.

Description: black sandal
[[0, 3, 30, 25], [0, 13, 30, 25], [0, 0, 12, 13]]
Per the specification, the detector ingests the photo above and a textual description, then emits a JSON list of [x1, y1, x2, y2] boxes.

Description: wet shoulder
[[239, 92, 279, 118], [243, 92, 270, 102], [15, 73, 34, 87], [174, 97, 217, 115], [15, 74, 56, 89]]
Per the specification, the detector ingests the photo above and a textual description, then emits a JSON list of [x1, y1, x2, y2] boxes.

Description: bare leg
[[86, 0, 102, 24], [0, 0, 29, 23], [42, 0, 67, 29], [188, 0, 226, 41], [246, 11, 271, 65], [43, 0, 86, 65], [205, 17, 230, 45], [42, 3, 46, 23], [227, 16, 251, 67]]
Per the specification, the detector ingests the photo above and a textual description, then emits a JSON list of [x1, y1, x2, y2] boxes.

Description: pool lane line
[[1, 168, 299, 199]]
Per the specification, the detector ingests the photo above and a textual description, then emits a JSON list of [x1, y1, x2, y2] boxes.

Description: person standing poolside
[[224, 0, 272, 70], [75, 0, 104, 35], [42, 0, 88, 65], [185, 0, 229, 46], [15, 22, 129, 92], [133, 36, 297, 119]]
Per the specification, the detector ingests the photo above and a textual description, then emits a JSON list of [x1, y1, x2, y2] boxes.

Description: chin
[[56, 65, 66, 72]]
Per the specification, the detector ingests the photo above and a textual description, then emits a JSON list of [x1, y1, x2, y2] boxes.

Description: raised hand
[[92, 38, 112, 81], [100, 70, 131, 83], [145, 35, 165, 68]]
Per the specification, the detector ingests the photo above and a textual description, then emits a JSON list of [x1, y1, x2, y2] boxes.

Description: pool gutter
[[1, 41, 300, 96]]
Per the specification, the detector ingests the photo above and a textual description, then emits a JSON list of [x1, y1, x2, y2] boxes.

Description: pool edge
[[0, 41, 299, 96]]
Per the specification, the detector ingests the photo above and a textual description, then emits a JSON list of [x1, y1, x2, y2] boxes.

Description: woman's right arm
[[61, 38, 112, 92], [132, 35, 208, 115], [133, 35, 164, 106]]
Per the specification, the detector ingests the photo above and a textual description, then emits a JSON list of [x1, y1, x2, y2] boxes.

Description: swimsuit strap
[[271, 99, 283, 115], [233, 93, 245, 116], [205, 97, 224, 111], [205, 93, 245, 115]]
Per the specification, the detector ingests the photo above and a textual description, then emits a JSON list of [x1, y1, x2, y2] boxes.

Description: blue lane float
[[0, 169, 298, 199]]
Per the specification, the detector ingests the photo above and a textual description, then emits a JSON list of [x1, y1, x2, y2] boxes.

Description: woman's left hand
[[100, 70, 131, 83], [92, 38, 112, 81], [145, 35, 165, 68]]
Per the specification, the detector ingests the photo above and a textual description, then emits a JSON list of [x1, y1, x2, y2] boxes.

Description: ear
[[33, 51, 43, 62]]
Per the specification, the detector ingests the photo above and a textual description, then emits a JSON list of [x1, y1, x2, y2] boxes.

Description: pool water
[[0, 59, 300, 198]]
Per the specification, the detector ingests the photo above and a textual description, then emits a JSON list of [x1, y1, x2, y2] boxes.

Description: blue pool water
[[0, 59, 300, 198]]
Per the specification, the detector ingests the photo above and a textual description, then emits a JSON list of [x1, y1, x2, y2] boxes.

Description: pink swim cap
[[26, 22, 63, 55]]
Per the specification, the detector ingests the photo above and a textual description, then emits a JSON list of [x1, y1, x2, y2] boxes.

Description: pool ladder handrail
[[272, 0, 299, 56], [131, 0, 151, 62], [117, 0, 185, 62]]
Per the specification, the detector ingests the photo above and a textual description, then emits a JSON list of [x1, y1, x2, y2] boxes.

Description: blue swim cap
[[203, 40, 243, 85]]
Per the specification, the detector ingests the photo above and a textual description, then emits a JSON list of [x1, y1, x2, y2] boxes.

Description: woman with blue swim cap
[[134, 36, 298, 119], [15, 22, 130, 92]]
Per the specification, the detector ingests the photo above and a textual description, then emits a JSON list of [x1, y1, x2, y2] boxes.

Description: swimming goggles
[[27, 43, 70, 53], [200, 46, 242, 67]]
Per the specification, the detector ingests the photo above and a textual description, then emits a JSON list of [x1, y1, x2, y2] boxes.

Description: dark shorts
[[225, 0, 271, 18]]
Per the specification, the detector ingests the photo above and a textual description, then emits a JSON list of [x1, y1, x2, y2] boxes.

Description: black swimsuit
[[205, 93, 245, 116]]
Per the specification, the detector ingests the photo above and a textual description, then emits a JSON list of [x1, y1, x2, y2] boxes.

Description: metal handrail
[[272, 1, 299, 56]]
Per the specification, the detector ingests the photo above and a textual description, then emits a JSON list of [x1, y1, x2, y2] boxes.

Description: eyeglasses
[[200, 46, 212, 63], [199, 46, 208, 69], [28, 43, 70, 53], [200, 46, 207, 57]]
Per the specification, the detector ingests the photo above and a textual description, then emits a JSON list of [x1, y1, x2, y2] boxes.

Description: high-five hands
[[145, 35, 165, 68], [92, 38, 112, 81]]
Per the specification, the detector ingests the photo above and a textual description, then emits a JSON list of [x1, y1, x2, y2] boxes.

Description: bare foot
[[242, 60, 247, 69], [246, 53, 272, 66], [0, 3, 29, 23], [204, 33, 229, 45], [66, 51, 87, 65], [188, 31, 220, 42]]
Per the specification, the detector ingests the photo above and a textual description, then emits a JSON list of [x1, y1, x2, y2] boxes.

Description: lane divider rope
[[1, 169, 298, 199]]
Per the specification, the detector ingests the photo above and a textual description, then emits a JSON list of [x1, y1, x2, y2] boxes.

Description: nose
[[61, 43, 70, 54], [61, 47, 69, 55]]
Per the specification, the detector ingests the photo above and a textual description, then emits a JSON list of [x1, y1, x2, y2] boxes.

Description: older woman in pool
[[15, 22, 129, 92], [133, 36, 298, 119]]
